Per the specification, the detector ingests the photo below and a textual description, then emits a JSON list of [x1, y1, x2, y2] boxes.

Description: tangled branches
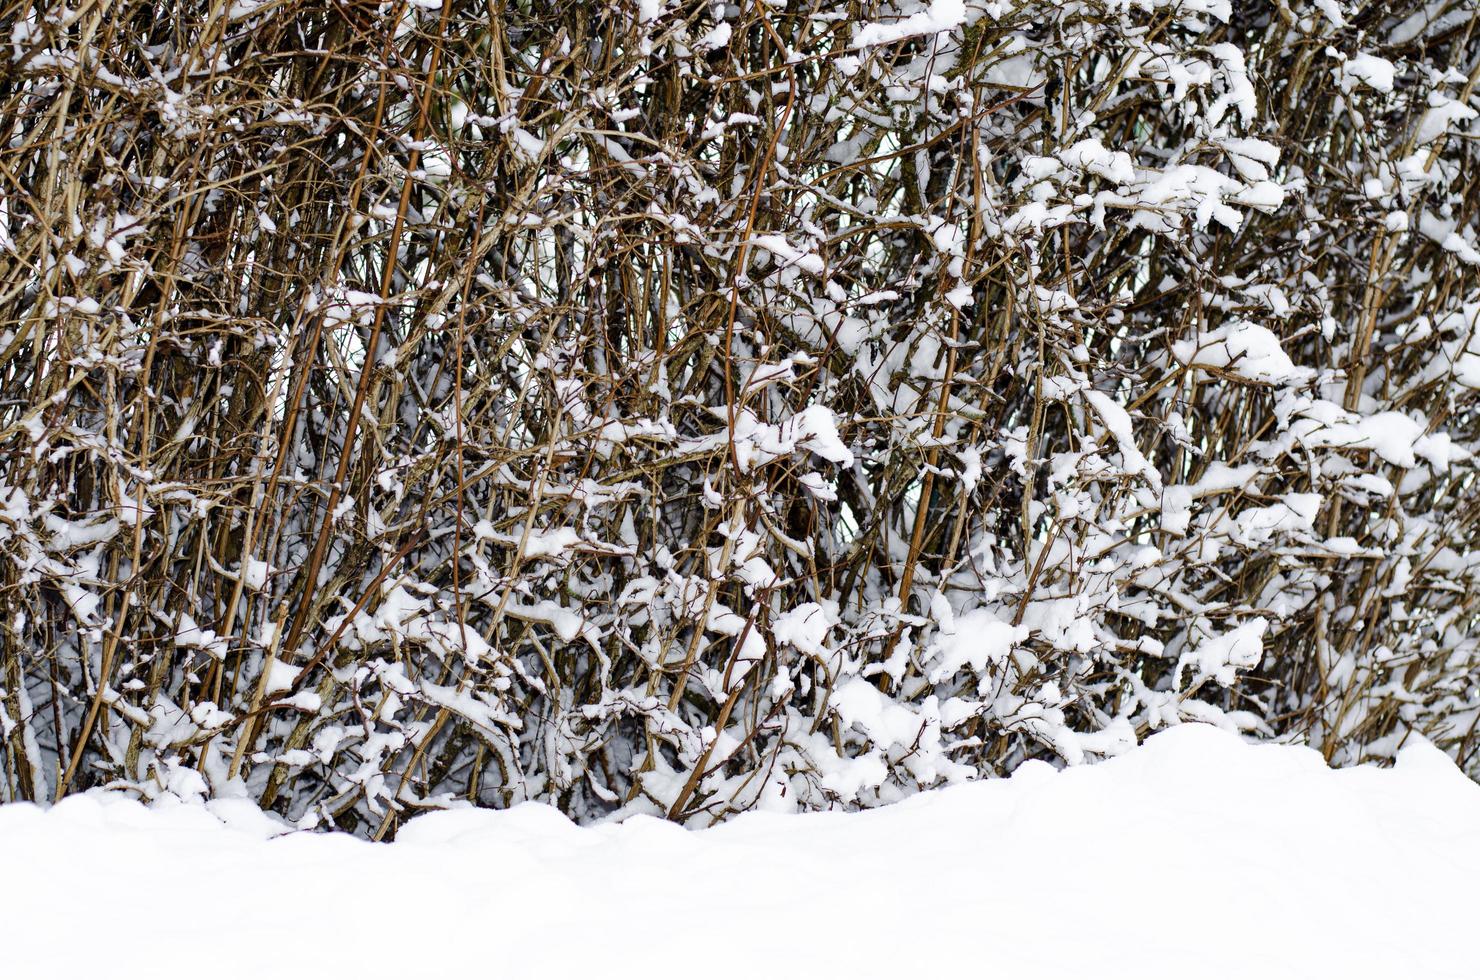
[[1, 0, 1478, 833]]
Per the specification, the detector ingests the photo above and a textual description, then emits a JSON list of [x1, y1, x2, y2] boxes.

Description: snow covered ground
[[3, 724, 1476, 979]]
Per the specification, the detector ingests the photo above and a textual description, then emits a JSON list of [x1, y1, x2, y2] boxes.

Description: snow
[[509, 126, 545, 161], [1136, 165, 1253, 230], [1314, 1, 1354, 27], [1334, 52, 1396, 94], [943, 283, 973, 308], [852, 0, 965, 48], [1160, 0, 1230, 21], [1084, 388, 1160, 488], [1178, 617, 1267, 686], [13, 0, 1480, 963], [2, 724, 1477, 978], [749, 234, 825, 276], [697, 21, 732, 51], [830, 676, 929, 746], [1172, 321, 1311, 385], [787, 404, 854, 465], [1059, 137, 1136, 185], [772, 601, 835, 658], [521, 526, 581, 559], [263, 656, 302, 695], [1415, 93, 1477, 145], [927, 608, 1027, 682], [172, 611, 229, 660], [685, 404, 854, 470], [1284, 400, 1449, 469], [241, 556, 272, 590]]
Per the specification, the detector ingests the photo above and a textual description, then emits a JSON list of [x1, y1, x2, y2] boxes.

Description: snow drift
[[2, 725, 1476, 980]]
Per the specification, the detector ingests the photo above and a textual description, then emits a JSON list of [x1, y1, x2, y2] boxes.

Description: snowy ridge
[[2, 725, 1476, 979]]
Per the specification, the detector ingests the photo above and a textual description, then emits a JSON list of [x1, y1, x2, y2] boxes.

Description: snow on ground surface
[[2, 724, 1477, 979]]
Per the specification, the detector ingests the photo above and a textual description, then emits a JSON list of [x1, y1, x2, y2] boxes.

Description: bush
[[1, 0, 1478, 834]]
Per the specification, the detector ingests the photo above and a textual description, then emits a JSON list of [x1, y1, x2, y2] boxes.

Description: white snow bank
[[2, 724, 1477, 979]]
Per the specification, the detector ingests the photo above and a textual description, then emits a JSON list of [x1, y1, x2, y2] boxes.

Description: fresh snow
[[1334, 52, 1397, 94], [2, 725, 1476, 979], [852, 0, 966, 48], [1172, 320, 1311, 384], [1177, 617, 1268, 686]]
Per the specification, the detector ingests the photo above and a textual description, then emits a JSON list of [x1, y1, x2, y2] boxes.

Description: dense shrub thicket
[[1, 0, 1478, 834]]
